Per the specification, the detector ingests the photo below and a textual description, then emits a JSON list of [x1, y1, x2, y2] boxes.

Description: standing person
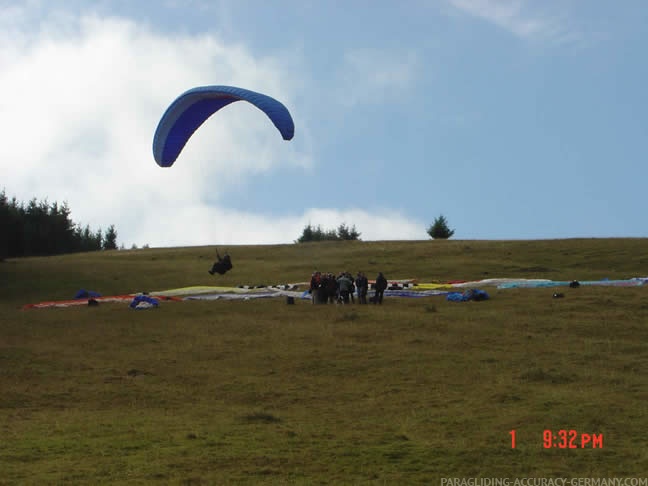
[[337, 272, 354, 304], [374, 272, 388, 304], [326, 273, 338, 304], [309, 271, 321, 304], [347, 272, 356, 304], [355, 271, 369, 304]]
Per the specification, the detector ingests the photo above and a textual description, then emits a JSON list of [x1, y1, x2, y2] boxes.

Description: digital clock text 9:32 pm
[[509, 429, 604, 449]]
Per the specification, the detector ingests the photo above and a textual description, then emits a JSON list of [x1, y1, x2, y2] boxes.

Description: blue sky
[[2, 0, 647, 247]]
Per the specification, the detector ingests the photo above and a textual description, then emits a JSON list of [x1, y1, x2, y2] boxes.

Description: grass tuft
[[336, 310, 359, 322]]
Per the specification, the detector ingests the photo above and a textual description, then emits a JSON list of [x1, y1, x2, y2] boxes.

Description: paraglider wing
[[153, 85, 295, 167]]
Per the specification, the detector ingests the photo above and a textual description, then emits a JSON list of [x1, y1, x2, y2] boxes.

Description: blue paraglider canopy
[[153, 85, 295, 167]]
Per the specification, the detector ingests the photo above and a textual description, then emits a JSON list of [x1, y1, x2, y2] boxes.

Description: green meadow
[[1, 239, 647, 484]]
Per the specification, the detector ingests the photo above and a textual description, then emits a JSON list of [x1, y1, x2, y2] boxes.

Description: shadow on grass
[[240, 411, 281, 424]]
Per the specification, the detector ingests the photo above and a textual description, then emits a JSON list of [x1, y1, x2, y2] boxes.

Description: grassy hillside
[[1, 239, 647, 483]]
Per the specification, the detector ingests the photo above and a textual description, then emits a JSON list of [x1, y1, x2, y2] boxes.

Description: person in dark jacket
[[316, 272, 330, 304], [374, 272, 388, 304], [208, 250, 233, 275], [355, 271, 369, 304], [325, 273, 338, 304], [309, 271, 322, 303]]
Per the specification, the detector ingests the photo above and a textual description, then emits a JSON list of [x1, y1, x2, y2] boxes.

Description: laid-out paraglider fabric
[[153, 85, 295, 167], [446, 289, 490, 302]]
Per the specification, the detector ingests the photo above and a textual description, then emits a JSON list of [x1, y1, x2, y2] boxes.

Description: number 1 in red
[[510, 430, 516, 448]]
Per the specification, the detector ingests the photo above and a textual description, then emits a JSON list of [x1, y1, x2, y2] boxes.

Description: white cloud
[[336, 48, 420, 107], [130, 206, 427, 248], [448, 0, 580, 44], [300, 208, 427, 242]]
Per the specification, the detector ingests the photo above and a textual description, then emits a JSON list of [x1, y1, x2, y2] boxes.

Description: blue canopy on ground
[[446, 289, 490, 302], [74, 289, 101, 299]]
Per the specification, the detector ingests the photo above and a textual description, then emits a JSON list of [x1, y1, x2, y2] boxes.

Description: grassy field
[[1, 239, 647, 484]]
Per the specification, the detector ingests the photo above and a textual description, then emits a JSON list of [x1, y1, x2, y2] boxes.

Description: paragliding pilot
[[208, 249, 233, 275]]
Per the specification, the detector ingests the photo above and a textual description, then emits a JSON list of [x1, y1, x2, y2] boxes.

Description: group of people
[[207, 250, 391, 306], [309, 271, 388, 305]]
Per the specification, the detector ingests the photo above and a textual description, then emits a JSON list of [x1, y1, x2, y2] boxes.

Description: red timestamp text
[[509, 429, 603, 449], [543, 429, 603, 449]]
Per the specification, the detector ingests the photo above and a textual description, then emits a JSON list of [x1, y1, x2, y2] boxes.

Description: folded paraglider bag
[[75, 289, 102, 299], [129, 295, 159, 309], [471, 289, 489, 301]]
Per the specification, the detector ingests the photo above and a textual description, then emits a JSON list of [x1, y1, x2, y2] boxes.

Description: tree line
[[295, 215, 455, 243], [0, 189, 118, 259], [295, 223, 362, 243]]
